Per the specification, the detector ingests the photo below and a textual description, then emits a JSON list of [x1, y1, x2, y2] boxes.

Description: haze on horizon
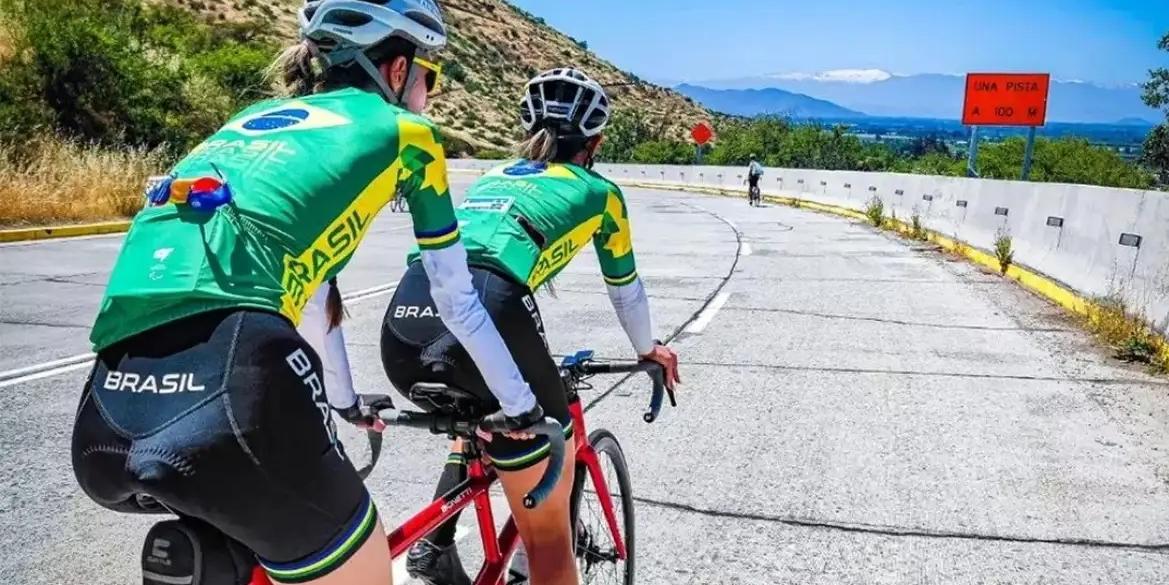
[[508, 0, 1169, 87]]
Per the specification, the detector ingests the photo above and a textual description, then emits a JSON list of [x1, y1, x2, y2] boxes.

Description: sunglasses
[[413, 57, 442, 95]]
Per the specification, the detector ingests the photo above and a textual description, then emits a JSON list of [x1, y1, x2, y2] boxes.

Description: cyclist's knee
[[499, 456, 574, 534]]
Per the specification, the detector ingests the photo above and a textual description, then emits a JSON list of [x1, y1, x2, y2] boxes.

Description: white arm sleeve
[[297, 282, 358, 410], [606, 278, 655, 356], [420, 242, 537, 416]]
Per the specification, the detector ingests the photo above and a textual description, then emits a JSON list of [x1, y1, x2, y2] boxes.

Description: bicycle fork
[[568, 401, 628, 561]]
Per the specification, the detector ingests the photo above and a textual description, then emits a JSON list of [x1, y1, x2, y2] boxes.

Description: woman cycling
[[71, 1, 543, 584], [381, 68, 682, 585]]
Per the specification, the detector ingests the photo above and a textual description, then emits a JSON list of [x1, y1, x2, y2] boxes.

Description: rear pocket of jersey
[[105, 209, 211, 301]]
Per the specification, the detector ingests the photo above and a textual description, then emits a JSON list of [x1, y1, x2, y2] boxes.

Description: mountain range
[[677, 70, 1159, 124], [674, 84, 866, 119]]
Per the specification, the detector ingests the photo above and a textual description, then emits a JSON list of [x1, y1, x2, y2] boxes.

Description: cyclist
[[69, 1, 532, 583], [380, 68, 682, 585], [747, 154, 764, 205]]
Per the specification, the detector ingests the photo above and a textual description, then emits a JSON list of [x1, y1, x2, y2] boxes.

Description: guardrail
[[450, 159, 1169, 336]]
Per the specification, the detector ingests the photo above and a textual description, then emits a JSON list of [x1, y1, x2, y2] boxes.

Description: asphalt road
[[1, 176, 1167, 584]]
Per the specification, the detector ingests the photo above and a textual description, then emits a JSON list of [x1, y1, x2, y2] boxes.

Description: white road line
[[393, 525, 472, 584], [0, 352, 95, 380], [0, 361, 95, 389], [0, 281, 399, 388], [685, 292, 731, 334], [741, 242, 753, 256], [344, 283, 398, 303]]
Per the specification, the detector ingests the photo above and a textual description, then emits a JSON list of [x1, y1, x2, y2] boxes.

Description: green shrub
[[994, 227, 1014, 275], [630, 140, 693, 164], [444, 60, 468, 84], [911, 212, 928, 241], [864, 196, 885, 228], [476, 148, 511, 160], [0, 0, 276, 155]]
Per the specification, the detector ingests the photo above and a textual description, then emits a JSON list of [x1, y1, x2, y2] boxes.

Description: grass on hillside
[[0, 137, 167, 227]]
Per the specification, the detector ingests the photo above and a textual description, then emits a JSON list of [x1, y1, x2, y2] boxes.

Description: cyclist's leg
[[497, 450, 576, 584], [480, 282, 577, 585], [380, 263, 474, 584]]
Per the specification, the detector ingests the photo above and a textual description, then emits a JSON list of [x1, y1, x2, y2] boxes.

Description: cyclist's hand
[[477, 404, 545, 442], [336, 395, 394, 432], [640, 344, 681, 390]]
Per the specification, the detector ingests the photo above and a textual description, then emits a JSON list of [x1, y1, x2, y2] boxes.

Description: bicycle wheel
[[571, 429, 634, 585]]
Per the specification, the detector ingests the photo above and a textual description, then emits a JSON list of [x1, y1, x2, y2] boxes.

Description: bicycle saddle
[[407, 382, 485, 418]]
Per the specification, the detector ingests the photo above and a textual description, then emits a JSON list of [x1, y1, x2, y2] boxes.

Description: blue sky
[[508, 0, 1168, 86]]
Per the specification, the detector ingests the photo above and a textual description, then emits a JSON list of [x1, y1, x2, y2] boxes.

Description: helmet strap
[[354, 50, 407, 106]]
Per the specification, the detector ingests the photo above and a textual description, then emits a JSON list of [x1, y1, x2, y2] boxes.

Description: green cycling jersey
[[407, 159, 638, 290], [90, 88, 460, 351]]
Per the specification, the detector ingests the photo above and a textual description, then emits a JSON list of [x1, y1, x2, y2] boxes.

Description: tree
[[597, 110, 654, 163], [1141, 32, 1169, 112], [1143, 124, 1169, 184], [1142, 31, 1169, 182], [977, 137, 1153, 189]]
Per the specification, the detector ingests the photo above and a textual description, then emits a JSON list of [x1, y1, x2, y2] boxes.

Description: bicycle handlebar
[[373, 406, 566, 510], [571, 360, 674, 423], [480, 416, 566, 509]]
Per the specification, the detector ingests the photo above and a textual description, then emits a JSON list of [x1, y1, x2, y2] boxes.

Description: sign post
[[691, 122, 713, 164], [961, 73, 1050, 180], [966, 127, 980, 178], [1021, 126, 1038, 180]]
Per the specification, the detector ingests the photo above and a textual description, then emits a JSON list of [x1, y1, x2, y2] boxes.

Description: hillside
[[167, 0, 710, 149], [675, 84, 867, 119]]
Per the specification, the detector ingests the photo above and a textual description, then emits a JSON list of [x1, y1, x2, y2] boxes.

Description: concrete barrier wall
[[450, 159, 1169, 335]]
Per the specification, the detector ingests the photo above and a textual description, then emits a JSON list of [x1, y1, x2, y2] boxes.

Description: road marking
[[345, 283, 398, 303], [741, 242, 753, 256], [0, 281, 400, 389], [684, 292, 730, 334], [0, 360, 94, 388], [392, 525, 471, 584]]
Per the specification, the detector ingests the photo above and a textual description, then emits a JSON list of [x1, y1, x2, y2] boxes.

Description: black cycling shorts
[[748, 175, 760, 188], [380, 262, 572, 471], [71, 309, 375, 584]]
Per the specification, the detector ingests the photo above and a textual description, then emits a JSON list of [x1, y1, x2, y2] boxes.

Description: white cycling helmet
[[520, 68, 610, 138], [299, 0, 447, 102]]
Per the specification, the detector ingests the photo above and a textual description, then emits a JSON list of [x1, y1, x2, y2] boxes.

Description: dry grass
[[0, 136, 170, 227], [1086, 295, 1168, 374]]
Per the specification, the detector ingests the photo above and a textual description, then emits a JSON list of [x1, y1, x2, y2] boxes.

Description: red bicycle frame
[[249, 399, 626, 585]]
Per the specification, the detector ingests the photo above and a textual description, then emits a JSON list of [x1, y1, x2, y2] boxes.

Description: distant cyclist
[[70, 1, 535, 584], [747, 154, 764, 205], [380, 68, 681, 585]]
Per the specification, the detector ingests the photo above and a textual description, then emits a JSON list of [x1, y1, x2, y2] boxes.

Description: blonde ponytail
[[267, 40, 324, 97], [514, 127, 558, 162]]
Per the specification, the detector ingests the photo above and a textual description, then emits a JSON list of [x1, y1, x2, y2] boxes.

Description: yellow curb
[[0, 221, 132, 243]]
